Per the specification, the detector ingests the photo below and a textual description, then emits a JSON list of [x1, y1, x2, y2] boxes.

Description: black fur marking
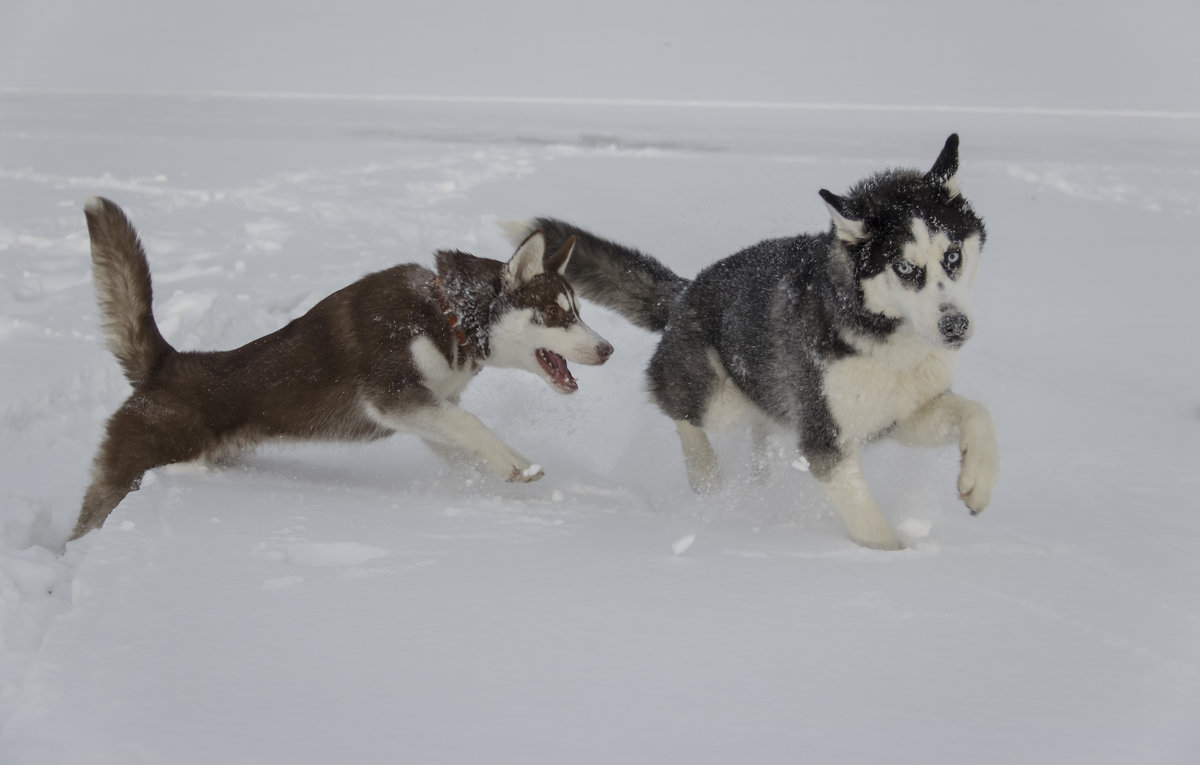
[[926, 134, 960, 187], [942, 245, 963, 280], [837, 168, 985, 282]]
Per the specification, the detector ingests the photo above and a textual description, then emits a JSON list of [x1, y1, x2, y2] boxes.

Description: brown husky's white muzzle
[[537, 323, 613, 394]]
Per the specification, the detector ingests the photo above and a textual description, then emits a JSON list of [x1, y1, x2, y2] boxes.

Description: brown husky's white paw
[[508, 463, 544, 483], [479, 443, 542, 484]]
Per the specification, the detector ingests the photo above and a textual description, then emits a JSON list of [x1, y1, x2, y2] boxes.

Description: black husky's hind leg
[[674, 419, 720, 494], [647, 322, 722, 493]]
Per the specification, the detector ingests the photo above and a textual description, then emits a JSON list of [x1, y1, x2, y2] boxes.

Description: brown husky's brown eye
[[543, 305, 564, 323]]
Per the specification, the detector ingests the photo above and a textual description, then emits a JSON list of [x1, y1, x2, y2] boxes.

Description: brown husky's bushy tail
[[72, 198, 178, 542], [84, 196, 174, 386]]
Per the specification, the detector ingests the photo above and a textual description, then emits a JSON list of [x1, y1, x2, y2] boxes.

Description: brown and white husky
[[71, 197, 613, 540]]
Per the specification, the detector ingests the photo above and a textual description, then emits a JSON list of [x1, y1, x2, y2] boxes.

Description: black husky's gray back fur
[[505, 218, 688, 332]]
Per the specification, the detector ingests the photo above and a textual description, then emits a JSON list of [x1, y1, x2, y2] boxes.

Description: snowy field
[[2, 2, 1200, 763]]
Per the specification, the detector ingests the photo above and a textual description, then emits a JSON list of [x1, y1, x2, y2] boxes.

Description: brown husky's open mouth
[[536, 348, 578, 393]]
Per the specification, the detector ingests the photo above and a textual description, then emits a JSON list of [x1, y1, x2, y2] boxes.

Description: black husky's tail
[[501, 217, 689, 332], [83, 197, 174, 386]]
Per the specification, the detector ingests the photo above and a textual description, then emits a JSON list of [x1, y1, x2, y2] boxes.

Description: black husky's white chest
[[823, 329, 957, 445]]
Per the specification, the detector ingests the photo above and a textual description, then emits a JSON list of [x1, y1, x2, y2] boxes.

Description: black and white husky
[[71, 197, 613, 540], [505, 135, 998, 550]]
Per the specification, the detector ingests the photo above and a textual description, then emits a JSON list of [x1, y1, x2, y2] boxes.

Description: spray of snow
[[671, 534, 696, 556]]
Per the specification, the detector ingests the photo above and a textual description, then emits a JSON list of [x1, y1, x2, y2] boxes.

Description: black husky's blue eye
[[892, 259, 925, 288], [945, 249, 961, 266]]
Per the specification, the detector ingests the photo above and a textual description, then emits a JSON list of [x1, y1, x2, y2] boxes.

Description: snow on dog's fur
[[72, 198, 612, 541], [506, 135, 998, 550]]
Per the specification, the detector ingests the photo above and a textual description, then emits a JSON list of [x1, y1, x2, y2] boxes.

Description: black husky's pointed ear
[[506, 229, 546, 286], [926, 133, 962, 199], [543, 235, 575, 276], [819, 189, 867, 244]]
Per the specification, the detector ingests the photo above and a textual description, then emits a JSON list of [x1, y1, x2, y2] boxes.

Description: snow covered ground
[[2, 2, 1199, 763]]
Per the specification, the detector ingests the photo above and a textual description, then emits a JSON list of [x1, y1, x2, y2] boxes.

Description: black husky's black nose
[[939, 311, 970, 344]]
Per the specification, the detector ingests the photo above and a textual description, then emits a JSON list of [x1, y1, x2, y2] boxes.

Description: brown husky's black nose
[[596, 341, 614, 362]]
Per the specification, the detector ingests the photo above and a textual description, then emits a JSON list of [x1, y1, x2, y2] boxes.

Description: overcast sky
[[2, 0, 1197, 112]]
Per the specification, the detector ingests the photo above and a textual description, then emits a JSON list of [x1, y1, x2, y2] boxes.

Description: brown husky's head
[[489, 230, 613, 393]]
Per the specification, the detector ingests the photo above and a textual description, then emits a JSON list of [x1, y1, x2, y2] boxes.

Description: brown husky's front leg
[[366, 397, 544, 483]]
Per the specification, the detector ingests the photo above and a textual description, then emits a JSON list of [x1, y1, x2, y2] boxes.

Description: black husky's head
[[819, 134, 987, 349]]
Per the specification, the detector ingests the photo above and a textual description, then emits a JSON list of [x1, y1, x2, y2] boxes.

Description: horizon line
[[3, 87, 1198, 120]]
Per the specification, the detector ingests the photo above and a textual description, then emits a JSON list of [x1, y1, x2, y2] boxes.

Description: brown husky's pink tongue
[[536, 349, 578, 393]]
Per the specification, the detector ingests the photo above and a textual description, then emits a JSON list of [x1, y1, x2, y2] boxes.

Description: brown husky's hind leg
[[75, 464, 143, 540], [71, 395, 212, 540]]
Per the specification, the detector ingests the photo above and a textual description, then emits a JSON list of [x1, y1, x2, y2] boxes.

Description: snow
[[2, 1, 1199, 763], [670, 534, 696, 557]]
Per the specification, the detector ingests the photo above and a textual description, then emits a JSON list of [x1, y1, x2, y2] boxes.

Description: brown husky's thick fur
[[72, 197, 612, 540]]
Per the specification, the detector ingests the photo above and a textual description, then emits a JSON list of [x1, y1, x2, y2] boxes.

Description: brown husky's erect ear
[[543, 235, 576, 276], [505, 229, 547, 286]]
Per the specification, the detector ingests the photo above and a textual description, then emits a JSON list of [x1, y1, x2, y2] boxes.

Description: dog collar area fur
[[431, 276, 471, 350]]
